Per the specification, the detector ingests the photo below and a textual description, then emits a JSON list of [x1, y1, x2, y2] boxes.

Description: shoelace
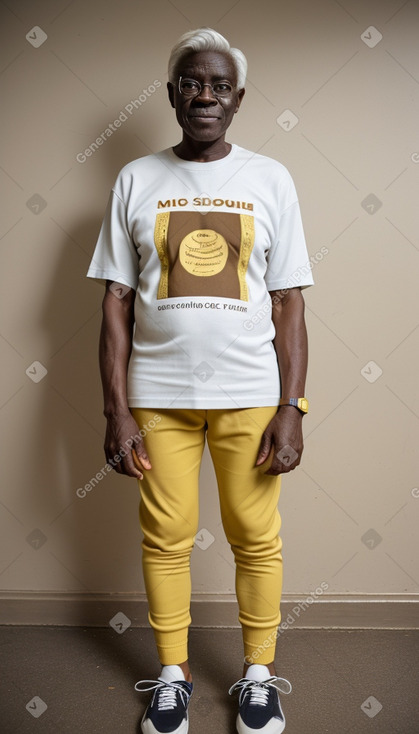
[[228, 676, 292, 707], [134, 679, 191, 711]]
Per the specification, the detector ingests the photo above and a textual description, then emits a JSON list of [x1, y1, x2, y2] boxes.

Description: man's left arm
[[255, 287, 308, 475]]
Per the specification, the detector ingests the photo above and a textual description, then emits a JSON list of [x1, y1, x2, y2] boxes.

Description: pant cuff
[[243, 627, 279, 666], [155, 632, 189, 666]]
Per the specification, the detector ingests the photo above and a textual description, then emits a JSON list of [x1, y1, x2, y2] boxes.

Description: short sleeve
[[264, 179, 314, 291], [86, 189, 139, 291]]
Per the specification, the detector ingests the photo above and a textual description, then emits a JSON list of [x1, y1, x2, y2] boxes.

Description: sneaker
[[135, 676, 193, 734], [229, 666, 292, 734]]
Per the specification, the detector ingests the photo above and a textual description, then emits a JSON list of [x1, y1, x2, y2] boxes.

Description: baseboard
[[0, 592, 418, 629]]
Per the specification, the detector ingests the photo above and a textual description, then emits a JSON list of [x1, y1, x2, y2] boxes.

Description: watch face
[[299, 398, 309, 413]]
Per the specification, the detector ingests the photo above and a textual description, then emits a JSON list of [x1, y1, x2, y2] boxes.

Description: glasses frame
[[178, 76, 235, 99]]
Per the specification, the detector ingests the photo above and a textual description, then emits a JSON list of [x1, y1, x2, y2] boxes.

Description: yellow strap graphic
[[154, 212, 170, 299], [238, 214, 255, 301]]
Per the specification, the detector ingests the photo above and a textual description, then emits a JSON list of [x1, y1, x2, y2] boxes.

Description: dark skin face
[[167, 50, 245, 162]]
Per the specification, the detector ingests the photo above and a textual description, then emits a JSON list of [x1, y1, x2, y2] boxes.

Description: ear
[[167, 82, 175, 108], [235, 88, 245, 113]]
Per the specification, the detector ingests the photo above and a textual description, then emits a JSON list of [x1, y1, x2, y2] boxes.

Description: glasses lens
[[179, 79, 234, 97], [212, 82, 233, 97], [179, 79, 200, 96]]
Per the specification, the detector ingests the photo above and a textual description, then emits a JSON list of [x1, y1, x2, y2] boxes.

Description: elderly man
[[87, 27, 313, 734]]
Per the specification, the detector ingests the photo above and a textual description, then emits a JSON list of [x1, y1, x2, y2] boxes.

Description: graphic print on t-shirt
[[154, 211, 254, 300]]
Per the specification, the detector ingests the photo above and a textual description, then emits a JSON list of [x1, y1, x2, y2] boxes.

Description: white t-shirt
[[87, 144, 314, 409]]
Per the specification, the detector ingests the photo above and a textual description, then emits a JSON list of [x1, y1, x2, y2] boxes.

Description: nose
[[195, 83, 217, 102]]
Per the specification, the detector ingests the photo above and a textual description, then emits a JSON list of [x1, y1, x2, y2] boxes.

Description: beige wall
[[1, 0, 418, 609]]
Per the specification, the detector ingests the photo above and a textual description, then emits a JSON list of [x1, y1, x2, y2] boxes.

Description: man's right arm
[[99, 280, 151, 479]]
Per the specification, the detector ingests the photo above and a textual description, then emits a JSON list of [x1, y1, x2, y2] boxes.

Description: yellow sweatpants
[[131, 406, 282, 666]]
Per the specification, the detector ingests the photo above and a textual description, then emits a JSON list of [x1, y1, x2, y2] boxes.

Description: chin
[[188, 124, 224, 139]]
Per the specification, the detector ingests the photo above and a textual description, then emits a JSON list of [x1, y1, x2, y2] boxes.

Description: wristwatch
[[279, 397, 309, 415]]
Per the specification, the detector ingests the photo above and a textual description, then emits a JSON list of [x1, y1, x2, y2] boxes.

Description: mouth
[[188, 112, 220, 121]]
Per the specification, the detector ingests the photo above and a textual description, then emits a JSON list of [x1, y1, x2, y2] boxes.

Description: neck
[[172, 136, 232, 162]]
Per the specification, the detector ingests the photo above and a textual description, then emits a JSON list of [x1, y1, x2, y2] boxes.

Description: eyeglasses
[[178, 77, 235, 99]]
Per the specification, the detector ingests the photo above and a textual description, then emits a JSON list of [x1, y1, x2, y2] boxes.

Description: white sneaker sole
[[236, 712, 285, 734], [141, 711, 189, 734]]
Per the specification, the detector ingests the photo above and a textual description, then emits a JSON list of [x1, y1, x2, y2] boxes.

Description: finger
[[132, 447, 152, 471], [115, 454, 129, 474], [255, 435, 273, 466], [265, 451, 300, 475], [256, 444, 275, 469], [115, 449, 144, 479], [107, 448, 143, 479], [128, 449, 144, 479], [264, 462, 289, 476], [106, 452, 119, 472], [105, 446, 124, 474]]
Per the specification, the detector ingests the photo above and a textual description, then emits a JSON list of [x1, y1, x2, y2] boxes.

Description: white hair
[[168, 27, 247, 90]]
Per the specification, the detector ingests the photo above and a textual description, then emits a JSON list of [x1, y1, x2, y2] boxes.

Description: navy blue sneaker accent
[[135, 678, 193, 734], [229, 675, 292, 733]]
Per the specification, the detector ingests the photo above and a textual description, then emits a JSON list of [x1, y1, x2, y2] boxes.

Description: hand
[[104, 412, 152, 479], [255, 407, 304, 475]]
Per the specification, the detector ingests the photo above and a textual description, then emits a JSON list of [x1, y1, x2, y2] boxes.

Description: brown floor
[[2, 626, 418, 733]]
